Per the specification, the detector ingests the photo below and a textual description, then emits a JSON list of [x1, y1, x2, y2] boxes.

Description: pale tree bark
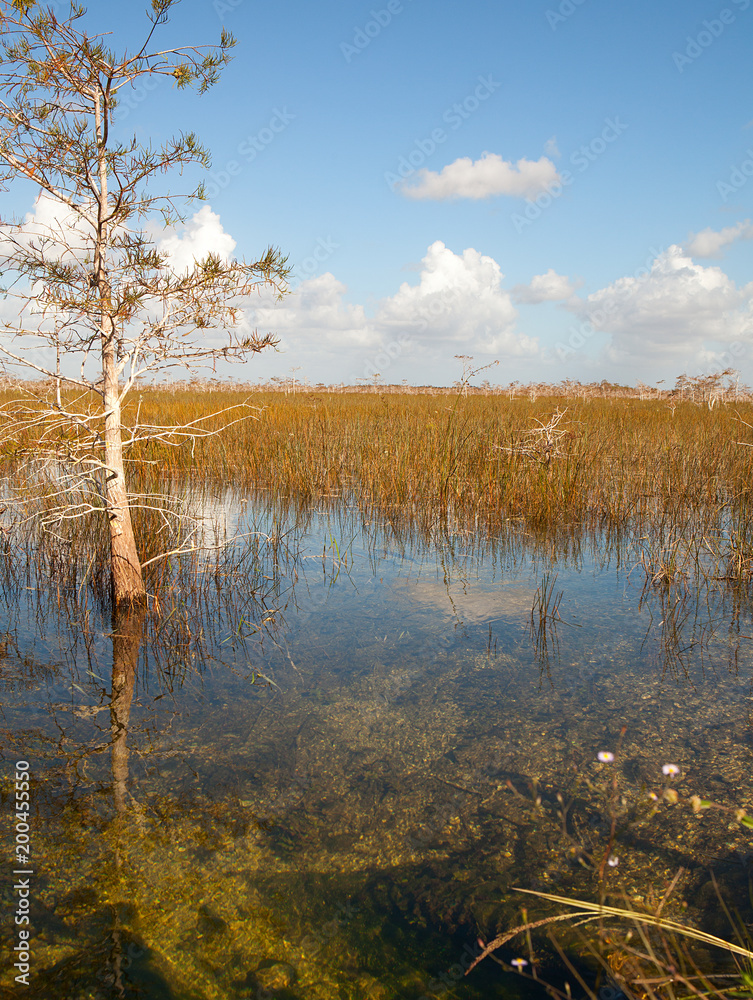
[[94, 85, 145, 603], [103, 363, 146, 603], [0, 2, 290, 608]]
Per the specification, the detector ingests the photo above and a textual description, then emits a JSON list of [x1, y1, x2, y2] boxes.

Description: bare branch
[[0, 0, 288, 604]]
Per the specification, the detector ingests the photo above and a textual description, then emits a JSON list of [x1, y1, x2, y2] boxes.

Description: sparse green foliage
[[0, 0, 289, 603]]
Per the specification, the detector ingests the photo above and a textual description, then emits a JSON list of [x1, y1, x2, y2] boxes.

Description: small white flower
[[607, 855, 619, 867], [662, 763, 680, 776], [510, 958, 528, 971], [598, 751, 615, 763]]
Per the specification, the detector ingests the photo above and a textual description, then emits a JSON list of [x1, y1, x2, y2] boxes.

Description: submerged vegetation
[[1, 373, 753, 999]]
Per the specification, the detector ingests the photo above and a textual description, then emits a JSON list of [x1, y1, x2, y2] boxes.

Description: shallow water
[[1, 497, 752, 999]]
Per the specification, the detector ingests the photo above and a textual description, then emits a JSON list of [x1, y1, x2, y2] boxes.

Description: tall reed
[[128, 389, 753, 555], [4, 386, 753, 587]]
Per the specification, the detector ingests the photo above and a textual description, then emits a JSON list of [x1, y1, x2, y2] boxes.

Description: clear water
[[1, 496, 752, 999]]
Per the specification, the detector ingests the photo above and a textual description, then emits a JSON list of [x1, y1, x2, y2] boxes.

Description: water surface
[[1, 496, 752, 999]]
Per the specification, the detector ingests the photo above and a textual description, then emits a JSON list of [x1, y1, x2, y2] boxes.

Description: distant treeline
[[4, 368, 749, 404]]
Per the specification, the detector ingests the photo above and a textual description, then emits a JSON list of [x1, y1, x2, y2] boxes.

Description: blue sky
[[9, 0, 753, 387]]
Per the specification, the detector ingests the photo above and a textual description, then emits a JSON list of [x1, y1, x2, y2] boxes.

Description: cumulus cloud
[[0, 193, 99, 338], [685, 220, 753, 258], [0, 191, 542, 381], [1, 197, 238, 280], [373, 240, 533, 354], [246, 241, 538, 375], [0, 194, 98, 375], [572, 245, 753, 365], [0, 192, 94, 266], [157, 206, 237, 273], [398, 153, 560, 201], [512, 268, 578, 304], [252, 272, 373, 349]]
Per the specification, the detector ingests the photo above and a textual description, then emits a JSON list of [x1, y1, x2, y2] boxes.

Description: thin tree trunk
[[110, 603, 143, 814], [103, 370, 146, 604], [94, 85, 145, 605]]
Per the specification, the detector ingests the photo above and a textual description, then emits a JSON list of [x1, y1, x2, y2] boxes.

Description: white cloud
[[157, 206, 236, 273], [0, 193, 98, 333], [374, 240, 532, 354], [398, 153, 560, 201], [685, 220, 753, 258], [1, 197, 238, 280], [0, 192, 93, 265], [512, 268, 578, 304], [246, 241, 538, 378], [0, 194, 98, 377], [572, 245, 753, 365], [252, 271, 373, 348]]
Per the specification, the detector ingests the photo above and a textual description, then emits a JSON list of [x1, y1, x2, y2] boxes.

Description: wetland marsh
[[1, 386, 752, 1000]]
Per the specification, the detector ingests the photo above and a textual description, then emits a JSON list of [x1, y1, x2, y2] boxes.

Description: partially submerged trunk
[[103, 373, 146, 604], [110, 604, 143, 814], [95, 88, 145, 607]]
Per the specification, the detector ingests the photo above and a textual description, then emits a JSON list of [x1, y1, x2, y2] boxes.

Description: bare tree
[[0, 0, 289, 604]]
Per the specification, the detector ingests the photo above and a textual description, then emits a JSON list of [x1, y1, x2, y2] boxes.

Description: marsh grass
[[4, 384, 753, 507], [530, 572, 570, 668], [0, 459, 299, 695], [127, 388, 753, 530], [116, 387, 753, 596], [2, 383, 753, 690], [469, 884, 753, 1000], [3, 381, 753, 999], [3, 383, 753, 613]]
